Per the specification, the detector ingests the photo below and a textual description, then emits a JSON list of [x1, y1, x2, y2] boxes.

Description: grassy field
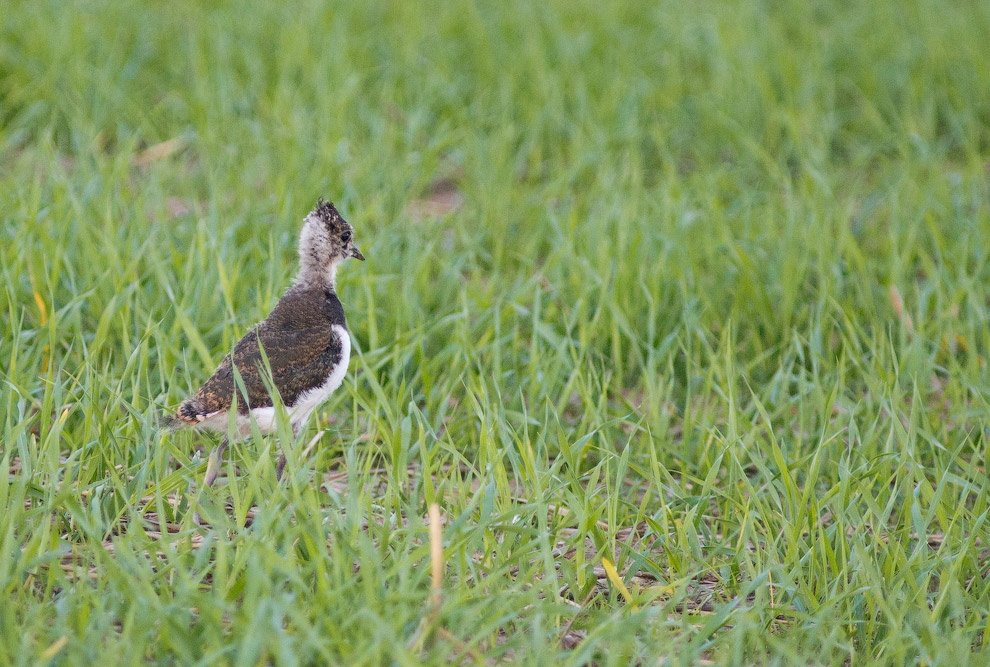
[[3, 0, 990, 663]]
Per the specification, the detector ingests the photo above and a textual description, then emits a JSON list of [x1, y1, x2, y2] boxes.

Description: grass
[[3, 0, 990, 663]]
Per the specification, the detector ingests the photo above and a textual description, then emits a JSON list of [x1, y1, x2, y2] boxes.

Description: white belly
[[230, 324, 350, 437]]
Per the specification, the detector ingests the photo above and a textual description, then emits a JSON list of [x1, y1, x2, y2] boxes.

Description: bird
[[163, 198, 364, 518]]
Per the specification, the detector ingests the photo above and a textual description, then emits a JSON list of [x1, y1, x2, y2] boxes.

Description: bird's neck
[[296, 259, 339, 292]]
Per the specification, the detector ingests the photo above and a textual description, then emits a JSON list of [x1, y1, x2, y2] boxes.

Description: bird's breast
[[284, 324, 351, 422]]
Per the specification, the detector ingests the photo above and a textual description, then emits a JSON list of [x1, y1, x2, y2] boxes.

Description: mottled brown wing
[[192, 323, 343, 415]]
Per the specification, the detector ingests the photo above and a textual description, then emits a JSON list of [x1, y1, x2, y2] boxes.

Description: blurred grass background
[[3, 0, 990, 663]]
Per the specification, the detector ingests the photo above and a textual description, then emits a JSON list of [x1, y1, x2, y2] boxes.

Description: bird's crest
[[315, 198, 342, 224]]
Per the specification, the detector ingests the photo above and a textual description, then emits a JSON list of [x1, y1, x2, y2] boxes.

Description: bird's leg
[[204, 436, 230, 488], [193, 436, 229, 527]]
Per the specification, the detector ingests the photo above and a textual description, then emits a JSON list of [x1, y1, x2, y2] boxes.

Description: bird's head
[[297, 198, 364, 288]]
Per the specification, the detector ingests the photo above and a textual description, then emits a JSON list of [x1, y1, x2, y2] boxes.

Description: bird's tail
[[158, 411, 183, 431], [159, 399, 210, 431]]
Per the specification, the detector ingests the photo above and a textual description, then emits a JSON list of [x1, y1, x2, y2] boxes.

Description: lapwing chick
[[165, 199, 364, 517]]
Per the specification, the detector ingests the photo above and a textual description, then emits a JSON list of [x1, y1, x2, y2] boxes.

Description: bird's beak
[[350, 246, 365, 261]]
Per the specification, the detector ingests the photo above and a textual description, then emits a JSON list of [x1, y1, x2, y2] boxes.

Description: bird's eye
[[341, 231, 351, 243]]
